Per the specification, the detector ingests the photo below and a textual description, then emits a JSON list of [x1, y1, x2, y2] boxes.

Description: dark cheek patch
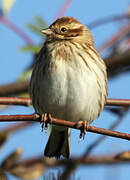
[[63, 26, 83, 37]]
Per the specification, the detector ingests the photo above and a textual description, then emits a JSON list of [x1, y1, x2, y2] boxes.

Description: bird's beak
[[40, 28, 53, 35]]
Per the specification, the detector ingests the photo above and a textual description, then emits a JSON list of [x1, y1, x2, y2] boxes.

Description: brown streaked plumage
[[30, 17, 108, 159]]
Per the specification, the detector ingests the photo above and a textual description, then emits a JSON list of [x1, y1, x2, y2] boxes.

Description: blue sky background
[[0, 0, 130, 179]]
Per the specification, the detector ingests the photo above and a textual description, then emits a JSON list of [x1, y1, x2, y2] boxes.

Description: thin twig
[[0, 97, 130, 107], [84, 108, 128, 156], [1, 122, 32, 135], [106, 98, 130, 106], [0, 81, 29, 97], [4, 151, 130, 180], [105, 50, 130, 78], [0, 16, 34, 45], [10, 150, 130, 168], [88, 14, 130, 29], [97, 25, 130, 53], [0, 97, 31, 106], [60, 109, 129, 180], [59, 164, 76, 180], [0, 114, 130, 141], [60, 108, 129, 179], [0, 97, 27, 106], [3, 152, 130, 180], [53, 0, 73, 21]]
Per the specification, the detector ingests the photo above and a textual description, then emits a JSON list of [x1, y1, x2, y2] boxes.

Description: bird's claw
[[41, 113, 52, 132], [79, 120, 88, 139]]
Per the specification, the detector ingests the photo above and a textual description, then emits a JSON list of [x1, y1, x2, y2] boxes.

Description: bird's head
[[41, 17, 94, 46]]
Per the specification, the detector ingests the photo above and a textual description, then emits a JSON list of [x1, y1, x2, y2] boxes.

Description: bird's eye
[[61, 27, 67, 32]]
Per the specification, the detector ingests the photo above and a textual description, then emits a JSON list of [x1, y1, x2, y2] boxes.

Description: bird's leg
[[78, 120, 89, 139], [41, 113, 52, 132]]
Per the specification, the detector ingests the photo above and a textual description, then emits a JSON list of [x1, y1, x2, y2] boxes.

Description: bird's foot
[[41, 113, 52, 132], [78, 120, 89, 139]]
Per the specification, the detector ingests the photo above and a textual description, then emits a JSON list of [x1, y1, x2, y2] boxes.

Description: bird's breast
[[31, 43, 107, 124]]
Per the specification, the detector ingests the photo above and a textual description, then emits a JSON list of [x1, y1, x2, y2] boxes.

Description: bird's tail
[[44, 127, 70, 158]]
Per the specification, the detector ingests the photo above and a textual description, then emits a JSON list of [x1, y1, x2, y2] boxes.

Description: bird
[[30, 17, 108, 159]]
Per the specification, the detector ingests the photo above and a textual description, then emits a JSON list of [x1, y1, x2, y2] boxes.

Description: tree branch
[[98, 25, 130, 53], [0, 16, 34, 45], [9, 150, 130, 168], [0, 97, 130, 107], [3, 150, 130, 180], [53, 0, 73, 21], [0, 97, 31, 106], [105, 50, 130, 78], [0, 81, 29, 97], [83, 109, 128, 157], [0, 114, 130, 141], [106, 98, 130, 106], [88, 14, 130, 29], [2, 122, 32, 135]]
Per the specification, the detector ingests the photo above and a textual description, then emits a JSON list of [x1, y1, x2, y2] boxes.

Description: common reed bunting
[[30, 17, 108, 159]]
